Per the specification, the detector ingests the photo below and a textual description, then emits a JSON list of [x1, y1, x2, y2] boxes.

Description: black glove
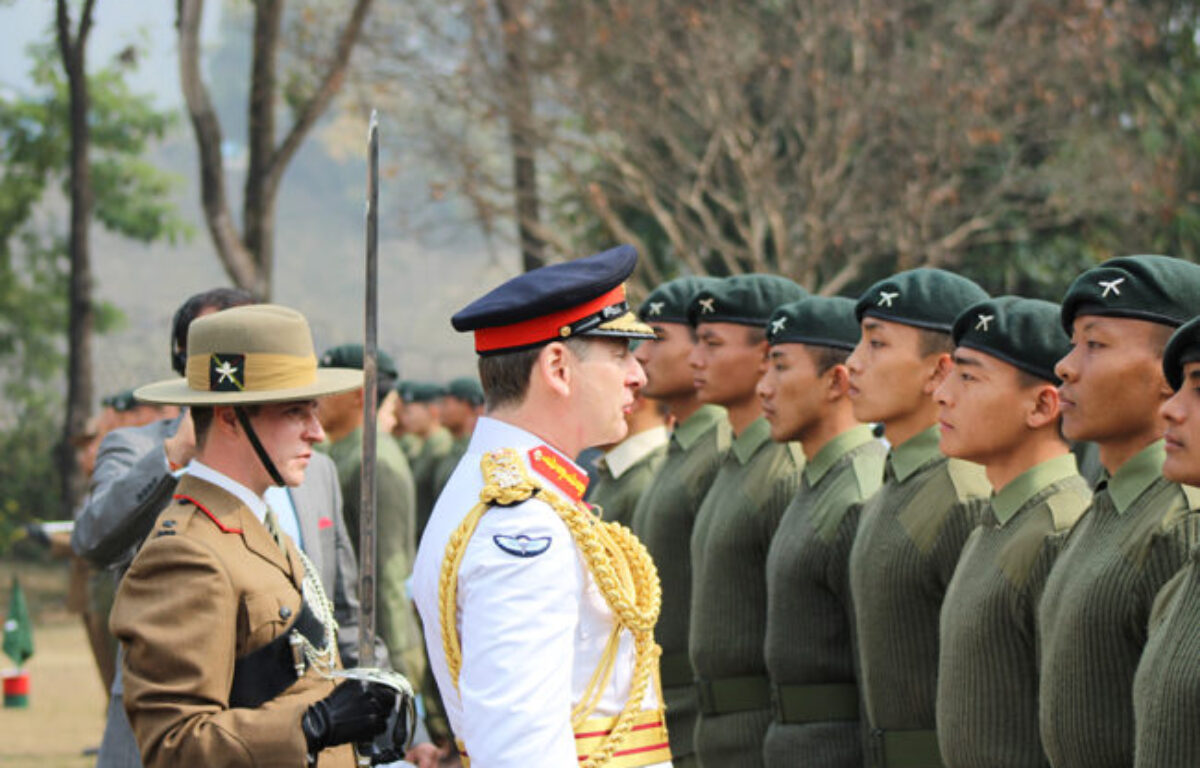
[[302, 681, 396, 757], [358, 702, 411, 766]]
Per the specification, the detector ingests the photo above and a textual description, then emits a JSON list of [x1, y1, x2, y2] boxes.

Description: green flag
[[3, 577, 33, 667]]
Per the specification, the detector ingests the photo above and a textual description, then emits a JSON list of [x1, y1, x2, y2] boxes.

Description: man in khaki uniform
[[111, 305, 407, 767]]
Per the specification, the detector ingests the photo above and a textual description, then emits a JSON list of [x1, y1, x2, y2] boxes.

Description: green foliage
[[0, 41, 189, 544]]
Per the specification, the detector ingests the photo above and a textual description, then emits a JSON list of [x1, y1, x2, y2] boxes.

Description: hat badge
[[974, 313, 994, 332], [877, 290, 899, 308], [647, 301, 665, 317], [1099, 277, 1124, 298], [770, 317, 787, 335], [698, 297, 717, 314]]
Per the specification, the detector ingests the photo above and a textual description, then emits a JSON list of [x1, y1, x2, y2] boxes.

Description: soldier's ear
[[925, 353, 955, 393], [537, 341, 573, 398]]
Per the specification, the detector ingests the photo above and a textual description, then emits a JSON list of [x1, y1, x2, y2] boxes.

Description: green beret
[[855, 268, 989, 332], [445, 376, 485, 406], [638, 276, 722, 324], [1162, 316, 1200, 391], [1060, 254, 1200, 333], [687, 274, 806, 327], [400, 381, 446, 404], [319, 344, 398, 379], [952, 296, 1069, 384], [766, 295, 860, 350], [103, 388, 139, 412]]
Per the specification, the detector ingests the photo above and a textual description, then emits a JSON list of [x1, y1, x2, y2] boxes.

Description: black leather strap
[[234, 406, 286, 487], [229, 599, 325, 708]]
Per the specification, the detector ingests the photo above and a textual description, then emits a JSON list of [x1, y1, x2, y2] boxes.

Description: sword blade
[[358, 110, 380, 668]]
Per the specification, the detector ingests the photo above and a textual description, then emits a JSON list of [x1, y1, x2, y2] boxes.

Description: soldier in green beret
[[686, 274, 807, 768], [1133, 315, 1200, 767], [402, 382, 453, 540], [628, 276, 731, 768], [390, 380, 424, 462], [586, 391, 670, 528], [845, 268, 992, 768], [315, 345, 425, 687], [758, 295, 886, 768], [932, 297, 1091, 768], [431, 377, 485, 494], [1038, 255, 1200, 768]]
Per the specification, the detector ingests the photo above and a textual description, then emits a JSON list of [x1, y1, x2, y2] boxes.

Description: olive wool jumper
[[589, 425, 670, 528], [763, 425, 886, 768], [1038, 440, 1200, 768], [689, 417, 804, 768], [849, 426, 991, 768], [1133, 544, 1200, 767], [936, 454, 1091, 768], [629, 405, 731, 764]]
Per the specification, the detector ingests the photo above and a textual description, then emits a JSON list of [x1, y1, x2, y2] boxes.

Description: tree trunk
[[56, 0, 97, 517], [494, 0, 544, 271]]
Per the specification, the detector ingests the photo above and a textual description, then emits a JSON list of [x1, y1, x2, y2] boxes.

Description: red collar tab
[[174, 493, 244, 534], [474, 284, 626, 354], [528, 445, 589, 502]]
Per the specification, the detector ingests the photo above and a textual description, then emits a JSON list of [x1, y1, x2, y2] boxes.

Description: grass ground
[[0, 558, 107, 768]]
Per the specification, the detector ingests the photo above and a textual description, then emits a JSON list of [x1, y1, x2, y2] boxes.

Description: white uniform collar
[[601, 425, 669, 479], [186, 459, 268, 523]]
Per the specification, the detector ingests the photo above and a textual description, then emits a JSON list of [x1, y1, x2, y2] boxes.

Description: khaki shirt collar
[[887, 425, 943, 482], [804, 424, 876, 486], [731, 417, 772, 465], [672, 404, 726, 451], [991, 452, 1079, 526], [601, 425, 669, 479], [1103, 440, 1166, 515]]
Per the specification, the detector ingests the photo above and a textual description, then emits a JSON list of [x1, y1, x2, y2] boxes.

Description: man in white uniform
[[412, 245, 673, 768]]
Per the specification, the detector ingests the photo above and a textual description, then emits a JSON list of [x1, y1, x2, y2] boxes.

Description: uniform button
[[162, 520, 176, 528], [279, 606, 293, 619]]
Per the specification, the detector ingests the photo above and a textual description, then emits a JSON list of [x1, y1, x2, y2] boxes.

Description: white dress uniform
[[413, 417, 671, 768]]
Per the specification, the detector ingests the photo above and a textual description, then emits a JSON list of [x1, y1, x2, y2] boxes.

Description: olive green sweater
[[848, 426, 991, 767], [324, 427, 424, 681], [690, 417, 804, 768], [1038, 441, 1200, 768], [431, 433, 469, 499], [763, 425, 886, 768], [411, 426, 452, 539], [629, 405, 731, 762], [588, 427, 669, 528], [1133, 545, 1200, 767], [936, 454, 1091, 768]]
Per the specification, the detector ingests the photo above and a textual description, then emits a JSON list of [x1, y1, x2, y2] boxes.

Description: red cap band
[[474, 284, 626, 354]]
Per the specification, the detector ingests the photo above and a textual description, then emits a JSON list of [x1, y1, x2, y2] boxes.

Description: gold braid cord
[[438, 448, 663, 768]]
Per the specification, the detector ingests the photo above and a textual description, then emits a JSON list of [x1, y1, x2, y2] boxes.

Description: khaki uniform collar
[[672, 404, 726, 451], [991, 453, 1079, 526], [601, 425, 669, 479], [174, 471, 302, 588], [804, 424, 876, 487], [1101, 440, 1166, 515], [887, 425, 943, 482]]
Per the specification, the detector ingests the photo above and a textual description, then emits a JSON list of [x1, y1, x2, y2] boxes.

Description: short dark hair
[[171, 288, 255, 375], [477, 339, 592, 411], [191, 404, 259, 449], [806, 344, 851, 375], [917, 328, 956, 358]]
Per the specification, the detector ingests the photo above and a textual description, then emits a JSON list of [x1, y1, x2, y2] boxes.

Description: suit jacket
[[72, 414, 374, 669], [110, 473, 355, 768]]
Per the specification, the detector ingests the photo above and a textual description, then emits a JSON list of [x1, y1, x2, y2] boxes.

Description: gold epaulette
[[478, 448, 538, 506]]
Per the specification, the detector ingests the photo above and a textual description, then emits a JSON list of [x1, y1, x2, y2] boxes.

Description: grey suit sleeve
[[71, 423, 179, 570]]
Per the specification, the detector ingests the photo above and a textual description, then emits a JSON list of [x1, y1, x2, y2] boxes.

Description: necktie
[[263, 506, 288, 556]]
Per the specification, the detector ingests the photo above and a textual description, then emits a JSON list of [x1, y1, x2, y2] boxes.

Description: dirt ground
[[0, 558, 108, 768]]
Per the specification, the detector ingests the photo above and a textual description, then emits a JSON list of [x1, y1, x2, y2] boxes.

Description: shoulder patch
[[493, 533, 552, 558], [1045, 490, 1091, 533], [1181, 483, 1200, 512], [851, 452, 886, 500], [479, 449, 538, 507], [945, 458, 992, 501], [173, 493, 243, 534]]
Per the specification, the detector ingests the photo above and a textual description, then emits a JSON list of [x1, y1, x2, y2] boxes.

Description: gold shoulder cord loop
[[438, 448, 664, 768]]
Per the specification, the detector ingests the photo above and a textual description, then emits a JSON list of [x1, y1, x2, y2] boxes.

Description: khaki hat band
[[186, 352, 317, 394]]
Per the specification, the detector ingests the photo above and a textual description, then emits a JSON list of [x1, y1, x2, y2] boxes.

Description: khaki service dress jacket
[[110, 473, 355, 768]]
